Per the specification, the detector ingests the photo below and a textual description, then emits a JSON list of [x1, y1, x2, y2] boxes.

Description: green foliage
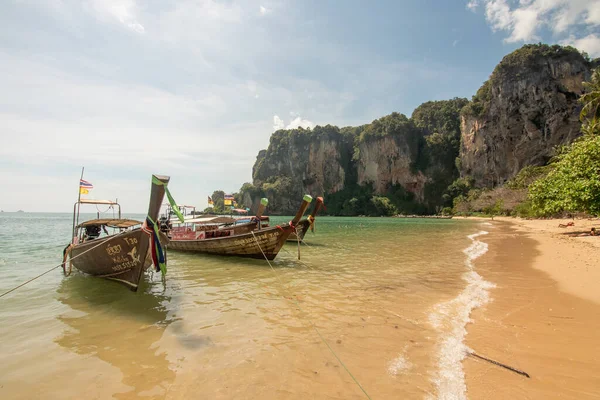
[[357, 112, 421, 143], [513, 200, 536, 218], [411, 98, 469, 208], [529, 135, 600, 216], [412, 98, 469, 136], [324, 183, 426, 216], [210, 190, 225, 213], [494, 43, 588, 76], [505, 165, 549, 189], [262, 176, 293, 199], [441, 207, 453, 216], [324, 183, 376, 216], [370, 196, 398, 216], [483, 199, 503, 216], [580, 68, 600, 135], [442, 177, 473, 206], [461, 80, 491, 117]]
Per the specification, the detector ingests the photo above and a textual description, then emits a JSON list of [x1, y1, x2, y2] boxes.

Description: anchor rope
[[250, 231, 372, 400], [0, 229, 133, 299]]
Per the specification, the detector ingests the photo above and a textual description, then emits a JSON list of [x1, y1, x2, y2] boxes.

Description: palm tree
[[580, 68, 600, 135]]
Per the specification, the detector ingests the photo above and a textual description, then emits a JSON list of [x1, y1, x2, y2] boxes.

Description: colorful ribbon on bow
[[152, 175, 184, 223], [143, 216, 167, 276]]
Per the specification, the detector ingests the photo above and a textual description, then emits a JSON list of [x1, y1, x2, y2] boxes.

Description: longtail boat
[[62, 174, 172, 291], [287, 196, 325, 243], [166, 195, 313, 260]]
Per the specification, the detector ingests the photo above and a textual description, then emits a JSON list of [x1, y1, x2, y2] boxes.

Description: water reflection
[[56, 273, 178, 398]]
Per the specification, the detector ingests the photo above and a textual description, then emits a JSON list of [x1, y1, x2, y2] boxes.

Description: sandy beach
[[465, 217, 600, 399]]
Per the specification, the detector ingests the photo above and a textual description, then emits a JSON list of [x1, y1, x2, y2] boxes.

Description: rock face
[[460, 44, 595, 187], [355, 128, 427, 201], [251, 125, 353, 213]]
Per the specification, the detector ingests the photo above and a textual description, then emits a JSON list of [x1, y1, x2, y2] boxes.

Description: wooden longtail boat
[[62, 174, 170, 291], [287, 196, 325, 243], [166, 195, 313, 260]]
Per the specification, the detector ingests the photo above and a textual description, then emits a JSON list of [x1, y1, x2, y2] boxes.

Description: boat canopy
[[174, 216, 237, 225], [76, 218, 142, 229], [79, 199, 119, 205]]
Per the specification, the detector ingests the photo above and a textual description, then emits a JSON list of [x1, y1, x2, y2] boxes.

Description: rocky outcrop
[[250, 125, 354, 213], [355, 121, 427, 200], [460, 44, 596, 187]]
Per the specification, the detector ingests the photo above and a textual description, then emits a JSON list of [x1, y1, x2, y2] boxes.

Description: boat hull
[[286, 219, 311, 242], [167, 225, 293, 260], [68, 228, 152, 291]]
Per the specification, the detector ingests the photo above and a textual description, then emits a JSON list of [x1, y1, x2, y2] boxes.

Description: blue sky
[[1, 0, 599, 212]]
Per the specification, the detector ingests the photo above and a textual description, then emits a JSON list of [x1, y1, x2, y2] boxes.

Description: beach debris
[[558, 222, 575, 228], [468, 351, 530, 378]]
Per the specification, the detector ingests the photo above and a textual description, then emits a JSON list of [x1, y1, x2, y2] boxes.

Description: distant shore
[[464, 217, 600, 399]]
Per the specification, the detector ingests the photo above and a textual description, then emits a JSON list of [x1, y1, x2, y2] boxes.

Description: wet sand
[[465, 219, 600, 399]]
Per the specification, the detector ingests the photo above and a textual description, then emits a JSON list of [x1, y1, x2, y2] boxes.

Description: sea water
[[0, 213, 492, 399]]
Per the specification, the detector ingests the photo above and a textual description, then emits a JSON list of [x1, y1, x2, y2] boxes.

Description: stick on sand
[[468, 351, 531, 378]]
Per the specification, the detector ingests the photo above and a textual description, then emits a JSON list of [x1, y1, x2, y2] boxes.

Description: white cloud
[[272, 115, 315, 130], [471, 0, 600, 56], [467, 0, 480, 12], [260, 5, 270, 16], [90, 0, 145, 33], [286, 116, 314, 129], [273, 115, 285, 130], [561, 34, 600, 57], [485, 0, 513, 33]]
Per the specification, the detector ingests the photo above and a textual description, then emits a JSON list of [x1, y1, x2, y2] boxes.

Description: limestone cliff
[[354, 113, 427, 200], [460, 44, 596, 187], [250, 125, 354, 213]]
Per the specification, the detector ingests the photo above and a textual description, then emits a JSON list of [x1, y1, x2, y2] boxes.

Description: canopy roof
[[78, 199, 119, 205], [235, 215, 269, 221], [174, 216, 236, 225], [77, 218, 142, 229], [163, 203, 195, 208]]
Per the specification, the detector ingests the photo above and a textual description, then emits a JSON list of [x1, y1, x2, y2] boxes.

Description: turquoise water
[[0, 212, 487, 399]]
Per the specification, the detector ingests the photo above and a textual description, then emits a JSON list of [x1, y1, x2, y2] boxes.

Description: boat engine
[[84, 225, 101, 240]]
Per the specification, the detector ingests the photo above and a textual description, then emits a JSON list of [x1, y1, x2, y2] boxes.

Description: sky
[[1, 0, 599, 212]]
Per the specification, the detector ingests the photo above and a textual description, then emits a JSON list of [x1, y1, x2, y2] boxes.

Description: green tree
[[529, 135, 600, 216], [211, 190, 225, 213], [370, 196, 398, 216], [580, 68, 600, 135]]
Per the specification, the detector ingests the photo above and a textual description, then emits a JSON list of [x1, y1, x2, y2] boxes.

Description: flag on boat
[[79, 188, 89, 194], [207, 196, 214, 207], [80, 179, 94, 189]]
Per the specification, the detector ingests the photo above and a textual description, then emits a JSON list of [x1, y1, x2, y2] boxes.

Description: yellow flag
[[80, 188, 89, 195]]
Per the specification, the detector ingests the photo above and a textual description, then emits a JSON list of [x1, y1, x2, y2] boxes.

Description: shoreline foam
[[429, 230, 494, 400]]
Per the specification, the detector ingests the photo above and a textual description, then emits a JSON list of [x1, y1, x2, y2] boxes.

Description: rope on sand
[[250, 231, 373, 400], [0, 230, 132, 299]]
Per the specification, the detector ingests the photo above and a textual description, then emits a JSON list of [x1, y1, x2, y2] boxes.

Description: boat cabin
[[71, 199, 141, 244]]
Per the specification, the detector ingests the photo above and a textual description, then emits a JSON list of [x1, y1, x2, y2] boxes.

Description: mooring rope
[[0, 229, 132, 299], [250, 231, 372, 400]]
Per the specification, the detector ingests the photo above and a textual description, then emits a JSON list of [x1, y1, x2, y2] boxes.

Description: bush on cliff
[[529, 134, 600, 216]]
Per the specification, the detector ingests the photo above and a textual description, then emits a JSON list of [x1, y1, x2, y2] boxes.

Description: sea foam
[[429, 231, 494, 400]]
